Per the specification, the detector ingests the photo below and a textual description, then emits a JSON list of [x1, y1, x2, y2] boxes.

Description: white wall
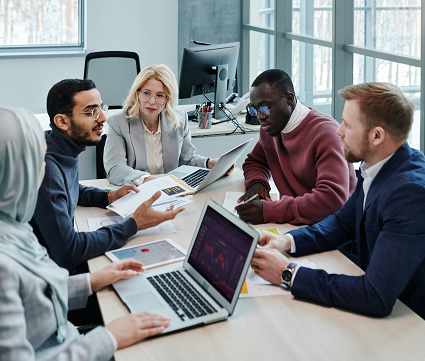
[[0, 0, 178, 113]]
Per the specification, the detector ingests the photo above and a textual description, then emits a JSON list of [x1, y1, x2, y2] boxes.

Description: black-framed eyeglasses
[[74, 104, 109, 120], [248, 93, 292, 118]]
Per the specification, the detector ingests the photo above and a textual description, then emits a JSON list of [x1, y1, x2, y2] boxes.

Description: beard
[[69, 117, 100, 147], [343, 132, 370, 163]]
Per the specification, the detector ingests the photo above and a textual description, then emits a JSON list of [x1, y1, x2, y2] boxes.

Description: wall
[[178, 0, 242, 105], [0, 0, 178, 113]]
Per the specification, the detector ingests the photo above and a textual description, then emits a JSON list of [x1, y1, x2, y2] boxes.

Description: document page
[[107, 175, 194, 218], [223, 191, 244, 217]]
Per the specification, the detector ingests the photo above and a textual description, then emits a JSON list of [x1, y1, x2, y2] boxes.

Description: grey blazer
[[104, 109, 207, 185], [0, 253, 115, 361]]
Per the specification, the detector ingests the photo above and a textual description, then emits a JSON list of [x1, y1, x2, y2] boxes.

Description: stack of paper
[[107, 175, 194, 218]]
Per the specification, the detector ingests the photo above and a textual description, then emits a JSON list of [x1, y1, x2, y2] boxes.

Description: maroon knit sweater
[[243, 108, 356, 225]]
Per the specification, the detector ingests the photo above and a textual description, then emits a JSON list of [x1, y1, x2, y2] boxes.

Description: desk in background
[[76, 168, 425, 361], [36, 106, 260, 181]]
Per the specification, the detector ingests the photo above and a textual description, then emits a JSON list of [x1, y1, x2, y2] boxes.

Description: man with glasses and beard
[[30, 79, 184, 273], [236, 69, 356, 225]]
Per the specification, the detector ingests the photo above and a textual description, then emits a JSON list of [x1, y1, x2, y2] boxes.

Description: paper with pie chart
[[105, 238, 187, 269]]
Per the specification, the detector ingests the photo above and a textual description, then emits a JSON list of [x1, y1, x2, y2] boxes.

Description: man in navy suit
[[251, 82, 425, 319]]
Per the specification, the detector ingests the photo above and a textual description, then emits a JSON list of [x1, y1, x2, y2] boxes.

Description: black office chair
[[83, 51, 141, 109], [84, 51, 141, 178]]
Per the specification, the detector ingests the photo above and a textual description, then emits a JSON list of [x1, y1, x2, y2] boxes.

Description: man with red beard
[[236, 69, 356, 225], [30, 79, 183, 273], [251, 82, 425, 319]]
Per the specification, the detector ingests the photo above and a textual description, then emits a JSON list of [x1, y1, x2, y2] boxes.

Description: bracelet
[[206, 158, 210, 168]]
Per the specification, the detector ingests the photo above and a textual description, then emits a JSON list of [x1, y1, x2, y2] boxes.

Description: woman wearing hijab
[[0, 107, 169, 361]]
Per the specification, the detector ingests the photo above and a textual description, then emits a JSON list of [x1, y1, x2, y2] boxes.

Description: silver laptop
[[112, 198, 259, 334], [168, 138, 252, 193]]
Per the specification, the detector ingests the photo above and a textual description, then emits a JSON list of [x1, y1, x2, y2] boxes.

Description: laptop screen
[[188, 206, 254, 302]]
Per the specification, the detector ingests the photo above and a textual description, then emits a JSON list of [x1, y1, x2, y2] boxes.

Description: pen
[[243, 193, 258, 204]]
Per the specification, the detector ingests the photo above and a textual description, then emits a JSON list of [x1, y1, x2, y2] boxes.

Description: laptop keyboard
[[147, 271, 217, 321], [182, 169, 210, 188]]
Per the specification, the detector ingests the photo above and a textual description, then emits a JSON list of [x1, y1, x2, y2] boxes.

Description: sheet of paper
[[107, 175, 194, 218], [259, 228, 281, 235], [223, 191, 244, 216], [87, 216, 176, 237], [151, 196, 194, 212], [239, 258, 316, 298]]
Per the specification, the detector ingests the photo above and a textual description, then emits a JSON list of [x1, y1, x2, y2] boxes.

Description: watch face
[[282, 270, 292, 283]]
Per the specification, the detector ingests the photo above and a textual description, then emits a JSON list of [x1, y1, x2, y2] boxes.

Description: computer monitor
[[179, 42, 240, 120]]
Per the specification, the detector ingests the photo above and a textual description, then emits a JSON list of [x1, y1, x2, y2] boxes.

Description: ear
[[286, 93, 295, 105], [53, 113, 70, 132], [371, 126, 386, 146]]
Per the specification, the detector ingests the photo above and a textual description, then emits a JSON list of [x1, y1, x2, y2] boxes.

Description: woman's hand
[[106, 313, 170, 349], [90, 259, 144, 293]]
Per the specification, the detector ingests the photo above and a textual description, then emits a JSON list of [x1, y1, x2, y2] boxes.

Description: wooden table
[[76, 169, 425, 361]]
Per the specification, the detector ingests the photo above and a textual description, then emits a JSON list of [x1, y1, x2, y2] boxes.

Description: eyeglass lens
[[139, 90, 167, 104], [248, 105, 270, 118]]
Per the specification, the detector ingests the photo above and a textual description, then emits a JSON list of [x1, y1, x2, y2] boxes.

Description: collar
[[360, 153, 395, 181], [49, 124, 87, 158], [282, 100, 311, 134], [142, 118, 162, 135]]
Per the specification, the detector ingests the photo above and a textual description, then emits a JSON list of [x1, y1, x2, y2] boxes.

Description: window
[[0, 0, 85, 55], [242, 0, 424, 151]]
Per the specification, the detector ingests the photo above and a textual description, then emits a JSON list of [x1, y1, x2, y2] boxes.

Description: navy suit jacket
[[289, 143, 425, 318]]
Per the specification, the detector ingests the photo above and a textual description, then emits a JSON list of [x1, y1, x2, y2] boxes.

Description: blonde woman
[[104, 64, 225, 185]]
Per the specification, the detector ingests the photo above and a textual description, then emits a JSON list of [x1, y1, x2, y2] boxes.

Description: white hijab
[[0, 107, 69, 342]]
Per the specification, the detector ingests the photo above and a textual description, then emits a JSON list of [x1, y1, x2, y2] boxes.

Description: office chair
[[84, 51, 141, 178]]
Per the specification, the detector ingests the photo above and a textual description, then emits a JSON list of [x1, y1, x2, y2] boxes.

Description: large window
[[0, 0, 84, 54], [242, 0, 424, 151]]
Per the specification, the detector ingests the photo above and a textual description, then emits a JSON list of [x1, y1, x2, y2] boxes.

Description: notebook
[[112, 198, 259, 334], [168, 138, 252, 193]]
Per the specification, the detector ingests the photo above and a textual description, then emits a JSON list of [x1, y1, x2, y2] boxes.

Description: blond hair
[[123, 64, 179, 129], [338, 82, 414, 142]]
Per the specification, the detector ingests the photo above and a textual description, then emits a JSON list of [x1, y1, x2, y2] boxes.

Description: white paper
[[107, 175, 194, 218], [239, 258, 317, 298], [151, 196, 194, 212], [223, 191, 244, 216], [87, 216, 177, 237]]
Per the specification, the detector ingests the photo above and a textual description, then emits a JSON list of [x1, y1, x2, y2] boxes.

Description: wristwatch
[[281, 262, 297, 288]]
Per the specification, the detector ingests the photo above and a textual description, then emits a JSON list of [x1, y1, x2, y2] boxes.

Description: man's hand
[[235, 200, 264, 224], [251, 247, 290, 284], [237, 182, 271, 203], [90, 259, 144, 293], [207, 159, 235, 176], [108, 184, 139, 204], [258, 231, 292, 253], [106, 313, 170, 349], [132, 191, 184, 231]]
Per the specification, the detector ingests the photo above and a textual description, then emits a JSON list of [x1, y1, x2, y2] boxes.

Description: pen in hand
[[243, 193, 259, 204]]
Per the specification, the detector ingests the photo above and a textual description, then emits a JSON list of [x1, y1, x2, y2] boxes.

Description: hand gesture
[[105, 313, 170, 349], [251, 247, 289, 284], [132, 191, 184, 231], [258, 231, 291, 253], [108, 184, 139, 204], [89, 259, 144, 293], [235, 199, 264, 224]]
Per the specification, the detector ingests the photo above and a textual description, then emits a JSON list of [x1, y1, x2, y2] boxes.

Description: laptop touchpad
[[126, 292, 164, 313]]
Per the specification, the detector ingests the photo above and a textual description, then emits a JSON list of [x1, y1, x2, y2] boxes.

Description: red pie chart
[[141, 249, 150, 252]]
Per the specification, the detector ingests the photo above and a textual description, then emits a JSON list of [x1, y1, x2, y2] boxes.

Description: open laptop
[[168, 138, 252, 193], [112, 198, 259, 334]]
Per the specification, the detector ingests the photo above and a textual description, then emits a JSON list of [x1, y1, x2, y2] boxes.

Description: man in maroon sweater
[[236, 69, 356, 225]]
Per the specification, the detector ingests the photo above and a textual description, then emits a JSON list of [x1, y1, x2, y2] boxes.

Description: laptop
[[112, 198, 259, 334], [168, 138, 252, 193]]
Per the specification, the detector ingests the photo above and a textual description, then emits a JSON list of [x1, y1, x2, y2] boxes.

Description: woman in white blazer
[[103, 64, 223, 185], [0, 107, 169, 361]]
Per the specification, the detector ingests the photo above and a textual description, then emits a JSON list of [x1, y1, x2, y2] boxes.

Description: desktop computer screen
[[179, 42, 240, 120]]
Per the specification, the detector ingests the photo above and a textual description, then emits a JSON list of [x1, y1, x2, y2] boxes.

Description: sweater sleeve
[[242, 134, 272, 191], [262, 125, 354, 224], [104, 114, 150, 185], [33, 160, 137, 271]]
